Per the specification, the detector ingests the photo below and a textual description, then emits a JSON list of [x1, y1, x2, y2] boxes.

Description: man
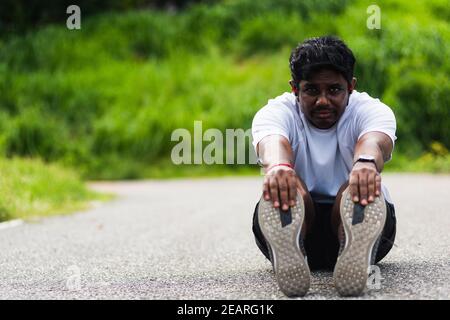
[[251, 36, 397, 297]]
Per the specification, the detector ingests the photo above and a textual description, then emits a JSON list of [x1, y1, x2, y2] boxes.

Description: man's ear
[[289, 80, 299, 96], [348, 77, 357, 93]]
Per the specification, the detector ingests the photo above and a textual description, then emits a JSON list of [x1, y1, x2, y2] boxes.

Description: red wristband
[[266, 163, 294, 172]]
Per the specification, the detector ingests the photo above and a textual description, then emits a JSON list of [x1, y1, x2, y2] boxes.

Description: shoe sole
[[333, 187, 387, 296], [258, 194, 310, 297]]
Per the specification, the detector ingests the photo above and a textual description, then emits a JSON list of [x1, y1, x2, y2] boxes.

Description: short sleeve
[[356, 99, 397, 160], [251, 99, 294, 154]]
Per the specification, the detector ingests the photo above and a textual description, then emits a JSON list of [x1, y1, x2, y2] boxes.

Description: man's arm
[[257, 135, 301, 211], [350, 131, 394, 206]]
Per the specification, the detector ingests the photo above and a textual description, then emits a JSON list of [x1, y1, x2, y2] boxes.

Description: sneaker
[[258, 193, 311, 297], [333, 187, 387, 296]]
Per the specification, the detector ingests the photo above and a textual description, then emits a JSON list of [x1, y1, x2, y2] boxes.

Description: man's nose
[[315, 92, 330, 106]]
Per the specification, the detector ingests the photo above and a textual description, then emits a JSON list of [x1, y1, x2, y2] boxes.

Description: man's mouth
[[314, 109, 335, 119]]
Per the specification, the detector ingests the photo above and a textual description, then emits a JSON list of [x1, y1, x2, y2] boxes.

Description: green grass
[[1, 0, 448, 223], [0, 157, 110, 222], [0, 150, 446, 224], [385, 142, 450, 173], [0, 0, 448, 179], [386, 155, 450, 173], [141, 160, 261, 179]]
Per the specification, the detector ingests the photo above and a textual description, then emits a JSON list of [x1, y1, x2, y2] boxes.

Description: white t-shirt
[[252, 90, 396, 203]]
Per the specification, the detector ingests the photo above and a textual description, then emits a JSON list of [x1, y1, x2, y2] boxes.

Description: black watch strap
[[354, 158, 378, 172]]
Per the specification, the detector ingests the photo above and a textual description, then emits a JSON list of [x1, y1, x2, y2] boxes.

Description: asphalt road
[[0, 174, 449, 300]]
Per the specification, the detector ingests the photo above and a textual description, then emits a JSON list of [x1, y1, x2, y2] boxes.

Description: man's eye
[[304, 87, 318, 94], [329, 87, 343, 94]]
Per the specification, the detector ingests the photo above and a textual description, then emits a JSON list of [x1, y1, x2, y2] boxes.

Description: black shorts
[[252, 197, 397, 271]]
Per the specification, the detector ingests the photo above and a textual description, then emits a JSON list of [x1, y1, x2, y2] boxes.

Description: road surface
[[0, 174, 449, 299]]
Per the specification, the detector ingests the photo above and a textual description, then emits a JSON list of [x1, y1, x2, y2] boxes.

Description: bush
[[384, 71, 450, 152], [4, 108, 67, 160], [0, 0, 448, 178]]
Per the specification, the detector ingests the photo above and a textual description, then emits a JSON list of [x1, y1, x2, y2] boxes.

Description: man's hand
[[263, 165, 303, 211], [349, 161, 381, 206], [351, 131, 393, 205]]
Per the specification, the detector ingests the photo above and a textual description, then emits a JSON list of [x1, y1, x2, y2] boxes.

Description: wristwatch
[[257, 157, 264, 167], [354, 154, 378, 171]]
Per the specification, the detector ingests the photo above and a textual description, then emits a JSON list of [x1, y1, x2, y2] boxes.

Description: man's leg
[[330, 181, 397, 262], [251, 176, 315, 297], [297, 177, 316, 236], [331, 182, 397, 296], [252, 176, 315, 260], [330, 182, 350, 244]]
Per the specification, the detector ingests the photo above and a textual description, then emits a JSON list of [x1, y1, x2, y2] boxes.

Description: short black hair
[[289, 36, 356, 86]]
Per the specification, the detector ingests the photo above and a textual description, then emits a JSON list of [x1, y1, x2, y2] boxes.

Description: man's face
[[291, 68, 356, 129]]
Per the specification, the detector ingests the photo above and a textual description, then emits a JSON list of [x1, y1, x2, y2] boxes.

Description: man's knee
[[296, 175, 311, 199], [331, 181, 349, 212], [336, 181, 349, 198], [295, 175, 315, 233]]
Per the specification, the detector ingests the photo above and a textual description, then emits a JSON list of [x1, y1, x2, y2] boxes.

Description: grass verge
[[0, 157, 111, 222]]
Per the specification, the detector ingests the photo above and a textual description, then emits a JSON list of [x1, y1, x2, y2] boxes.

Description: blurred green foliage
[[0, 0, 449, 178], [0, 0, 208, 35]]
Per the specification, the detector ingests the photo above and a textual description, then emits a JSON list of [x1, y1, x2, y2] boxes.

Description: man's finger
[[269, 178, 280, 208], [359, 173, 368, 206], [367, 173, 375, 202], [277, 176, 289, 211], [263, 177, 270, 200], [375, 174, 382, 196], [287, 175, 297, 206], [349, 174, 359, 202]]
